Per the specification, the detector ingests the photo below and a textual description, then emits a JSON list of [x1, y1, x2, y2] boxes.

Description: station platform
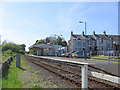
[[29, 55, 120, 77]]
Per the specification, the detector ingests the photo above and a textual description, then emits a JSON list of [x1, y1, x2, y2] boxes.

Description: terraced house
[[68, 31, 120, 56]]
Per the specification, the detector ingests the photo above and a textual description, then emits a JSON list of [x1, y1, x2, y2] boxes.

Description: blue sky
[[0, 2, 118, 51]]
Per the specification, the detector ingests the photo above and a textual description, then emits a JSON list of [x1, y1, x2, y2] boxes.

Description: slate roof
[[71, 34, 120, 41], [29, 43, 54, 49]]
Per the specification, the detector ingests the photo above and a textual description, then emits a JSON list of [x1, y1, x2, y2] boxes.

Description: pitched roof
[[29, 43, 54, 49], [71, 34, 120, 40]]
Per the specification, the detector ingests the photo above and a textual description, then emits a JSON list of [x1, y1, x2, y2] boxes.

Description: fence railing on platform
[[87, 50, 120, 57]]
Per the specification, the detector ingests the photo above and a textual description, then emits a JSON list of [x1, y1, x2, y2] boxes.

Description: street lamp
[[79, 21, 87, 60], [108, 38, 111, 63]]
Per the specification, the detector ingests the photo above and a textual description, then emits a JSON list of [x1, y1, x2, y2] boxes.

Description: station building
[[29, 43, 67, 56]]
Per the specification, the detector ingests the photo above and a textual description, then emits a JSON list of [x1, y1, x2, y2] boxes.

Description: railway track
[[25, 56, 119, 89]]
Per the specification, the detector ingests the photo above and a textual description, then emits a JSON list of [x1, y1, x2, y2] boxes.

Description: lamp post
[[79, 21, 87, 60], [108, 38, 111, 64]]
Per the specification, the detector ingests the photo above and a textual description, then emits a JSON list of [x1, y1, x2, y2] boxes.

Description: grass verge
[[91, 56, 120, 60], [87, 59, 120, 63], [2, 56, 22, 88]]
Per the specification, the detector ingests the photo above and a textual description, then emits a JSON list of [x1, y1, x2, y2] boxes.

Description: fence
[[87, 50, 120, 57], [1, 55, 16, 75]]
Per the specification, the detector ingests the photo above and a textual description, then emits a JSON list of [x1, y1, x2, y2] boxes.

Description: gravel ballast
[[18, 56, 76, 88]]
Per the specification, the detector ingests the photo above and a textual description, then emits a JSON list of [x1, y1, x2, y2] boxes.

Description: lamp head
[[79, 21, 83, 23]]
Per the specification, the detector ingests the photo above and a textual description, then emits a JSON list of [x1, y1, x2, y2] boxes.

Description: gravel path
[[18, 56, 76, 88]]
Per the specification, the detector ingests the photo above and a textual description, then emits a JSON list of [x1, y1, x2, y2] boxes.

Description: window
[[101, 40, 103, 44], [90, 47, 92, 51], [115, 40, 118, 44], [106, 40, 108, 45], [89, 40, 92, 45], [102, 46, 103, 50], [75, 48, 77, 50], [77, 41, 80, 46], [99, 40, 101, 44], [83, 42, 85, 47], [95, 41, 97, 45], [112, 40, 113, 44]]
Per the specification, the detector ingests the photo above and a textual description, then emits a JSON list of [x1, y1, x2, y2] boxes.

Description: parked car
[[61, 53, 66, 57], [65, 52, 70, 58], [65, 51, 75, 58]]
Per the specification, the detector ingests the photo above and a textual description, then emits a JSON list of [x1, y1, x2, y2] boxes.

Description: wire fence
[[87, 50, 120, 57]]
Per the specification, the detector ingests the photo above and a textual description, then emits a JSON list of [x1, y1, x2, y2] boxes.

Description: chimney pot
[[103, 31, 106, 35], [71, 31, 73, 35], [93, 31, 95, 35], [82, 31, 84, 36]]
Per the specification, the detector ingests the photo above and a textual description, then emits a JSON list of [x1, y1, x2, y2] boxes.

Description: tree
[[34, 35, 67, 46], [46, 37, 57, 44], [35, 39, 44, 44], [29, 49, 33, 54], [2, 43, 21, 53], [19, 50, 25, 54], [57, 36, 62, 45], [2, 41, 26, 54], [2, 40, 7, 45], [45, 35, 67, 46], [61, 41, 67, 47], [19, 44, 26, 50], [4, 50, 13, 55]]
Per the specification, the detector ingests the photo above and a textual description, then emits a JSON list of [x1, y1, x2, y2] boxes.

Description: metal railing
[[87, 50, 120, 57]]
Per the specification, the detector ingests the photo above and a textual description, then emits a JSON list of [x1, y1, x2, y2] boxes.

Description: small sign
[[16, 54, 21, 68]]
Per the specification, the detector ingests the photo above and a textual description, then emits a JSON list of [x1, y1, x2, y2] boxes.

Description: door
[[41, 48, 44, 56]]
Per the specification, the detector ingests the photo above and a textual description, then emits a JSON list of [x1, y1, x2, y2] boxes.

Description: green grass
[[0, 79, 2, 89], [91, 56, 108, 59], [2, 55, 58, 88], [2, 52, 16, 62], [91, 56, 120, 60], [2, 57, 22, 88]]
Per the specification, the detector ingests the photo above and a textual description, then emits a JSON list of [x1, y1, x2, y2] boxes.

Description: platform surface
[[30, 55, 120, 77]]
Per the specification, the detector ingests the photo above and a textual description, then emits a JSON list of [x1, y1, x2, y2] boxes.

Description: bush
[[4, 50, 13, 55], [19, 50, 25, 54], [29, 50, 33, 54]]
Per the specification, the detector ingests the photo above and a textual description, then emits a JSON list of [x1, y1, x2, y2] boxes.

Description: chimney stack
[[71, 31, 73, 35], [93, 31, 95, 35], [82, 31, 84, 36], [103, 31, 106, 35]]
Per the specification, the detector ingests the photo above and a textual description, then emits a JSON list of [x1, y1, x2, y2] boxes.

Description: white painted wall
[[88, 71, 120, 84], [48, 45, 62, 56]]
